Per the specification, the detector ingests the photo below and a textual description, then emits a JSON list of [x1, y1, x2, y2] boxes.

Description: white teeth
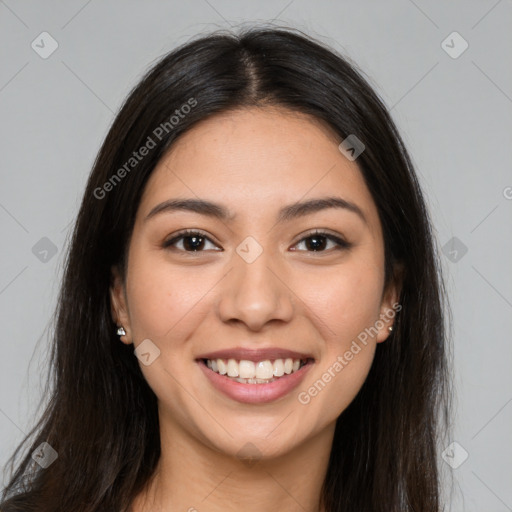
[[217, 359, 227, 375], [205, 357, 306, 381], [239, 360, 255, 379], [255, 360, 274, 379], [227, 358, 239, 377], [235, 377, 277, 384], [273, 359, 284, 377]]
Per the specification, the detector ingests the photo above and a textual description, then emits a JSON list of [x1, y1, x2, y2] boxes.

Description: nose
[[216, 247, 294, 331]]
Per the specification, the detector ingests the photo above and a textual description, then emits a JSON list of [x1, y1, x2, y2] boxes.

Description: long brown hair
[[1, 25, 452, 511]]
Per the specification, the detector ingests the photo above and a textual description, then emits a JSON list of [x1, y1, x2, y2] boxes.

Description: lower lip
[[197, 359, 314, 404]]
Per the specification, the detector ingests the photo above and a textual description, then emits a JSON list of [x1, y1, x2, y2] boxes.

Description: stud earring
[[116, 326, 126, 336], [388, 325, 394, 333]]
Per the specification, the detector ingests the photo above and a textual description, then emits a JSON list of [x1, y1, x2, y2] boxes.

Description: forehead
[[137, 107, 380, 232]]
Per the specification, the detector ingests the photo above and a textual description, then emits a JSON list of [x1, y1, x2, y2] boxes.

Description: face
[[110, 107, 400, 460]]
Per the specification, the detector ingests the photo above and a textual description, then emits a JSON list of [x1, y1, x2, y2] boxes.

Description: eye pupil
[[165, 230, 347, 254], [306, 235, 327, 251], [184, 235, 204, 251]]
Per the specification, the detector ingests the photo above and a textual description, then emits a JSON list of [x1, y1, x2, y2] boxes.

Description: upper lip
[[196, 347, 314, 362]]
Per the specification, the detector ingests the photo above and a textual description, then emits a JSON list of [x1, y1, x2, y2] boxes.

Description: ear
[[110, 265, 132, 345], [376, 263, 404, 343]]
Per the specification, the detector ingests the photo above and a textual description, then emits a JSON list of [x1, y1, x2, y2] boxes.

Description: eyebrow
[[144, 196, 367, 225]]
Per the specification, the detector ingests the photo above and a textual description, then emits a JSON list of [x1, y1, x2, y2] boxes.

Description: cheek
[[310, 344, 376, 416], [297, 258, 384, 342], [293, 257, 383, 414], [125, 251, 211, 341], [124, 254, 214, 411], [295, 309, 377, 426]]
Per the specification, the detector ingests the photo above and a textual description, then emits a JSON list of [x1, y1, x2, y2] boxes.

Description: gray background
[[1, 1, 511, 510]]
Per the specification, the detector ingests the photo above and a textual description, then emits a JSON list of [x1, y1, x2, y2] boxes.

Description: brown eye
[[162, 229, 351, 254], [292, 230, 351, 253], [163, 230, 220, 252]]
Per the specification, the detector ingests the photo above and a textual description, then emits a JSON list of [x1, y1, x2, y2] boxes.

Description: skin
[[110, 106, 401, 512]]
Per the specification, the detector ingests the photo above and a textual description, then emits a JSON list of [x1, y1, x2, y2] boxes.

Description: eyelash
[[162, 229, 351, 254]]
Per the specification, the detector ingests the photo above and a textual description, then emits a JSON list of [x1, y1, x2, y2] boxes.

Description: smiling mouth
[[199, 357, 312, 384]]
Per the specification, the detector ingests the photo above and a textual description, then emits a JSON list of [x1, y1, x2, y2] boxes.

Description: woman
[[1, 25, 452, 512]]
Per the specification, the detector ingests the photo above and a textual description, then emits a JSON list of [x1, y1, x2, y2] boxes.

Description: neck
[[131, 408, 334, 512]]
